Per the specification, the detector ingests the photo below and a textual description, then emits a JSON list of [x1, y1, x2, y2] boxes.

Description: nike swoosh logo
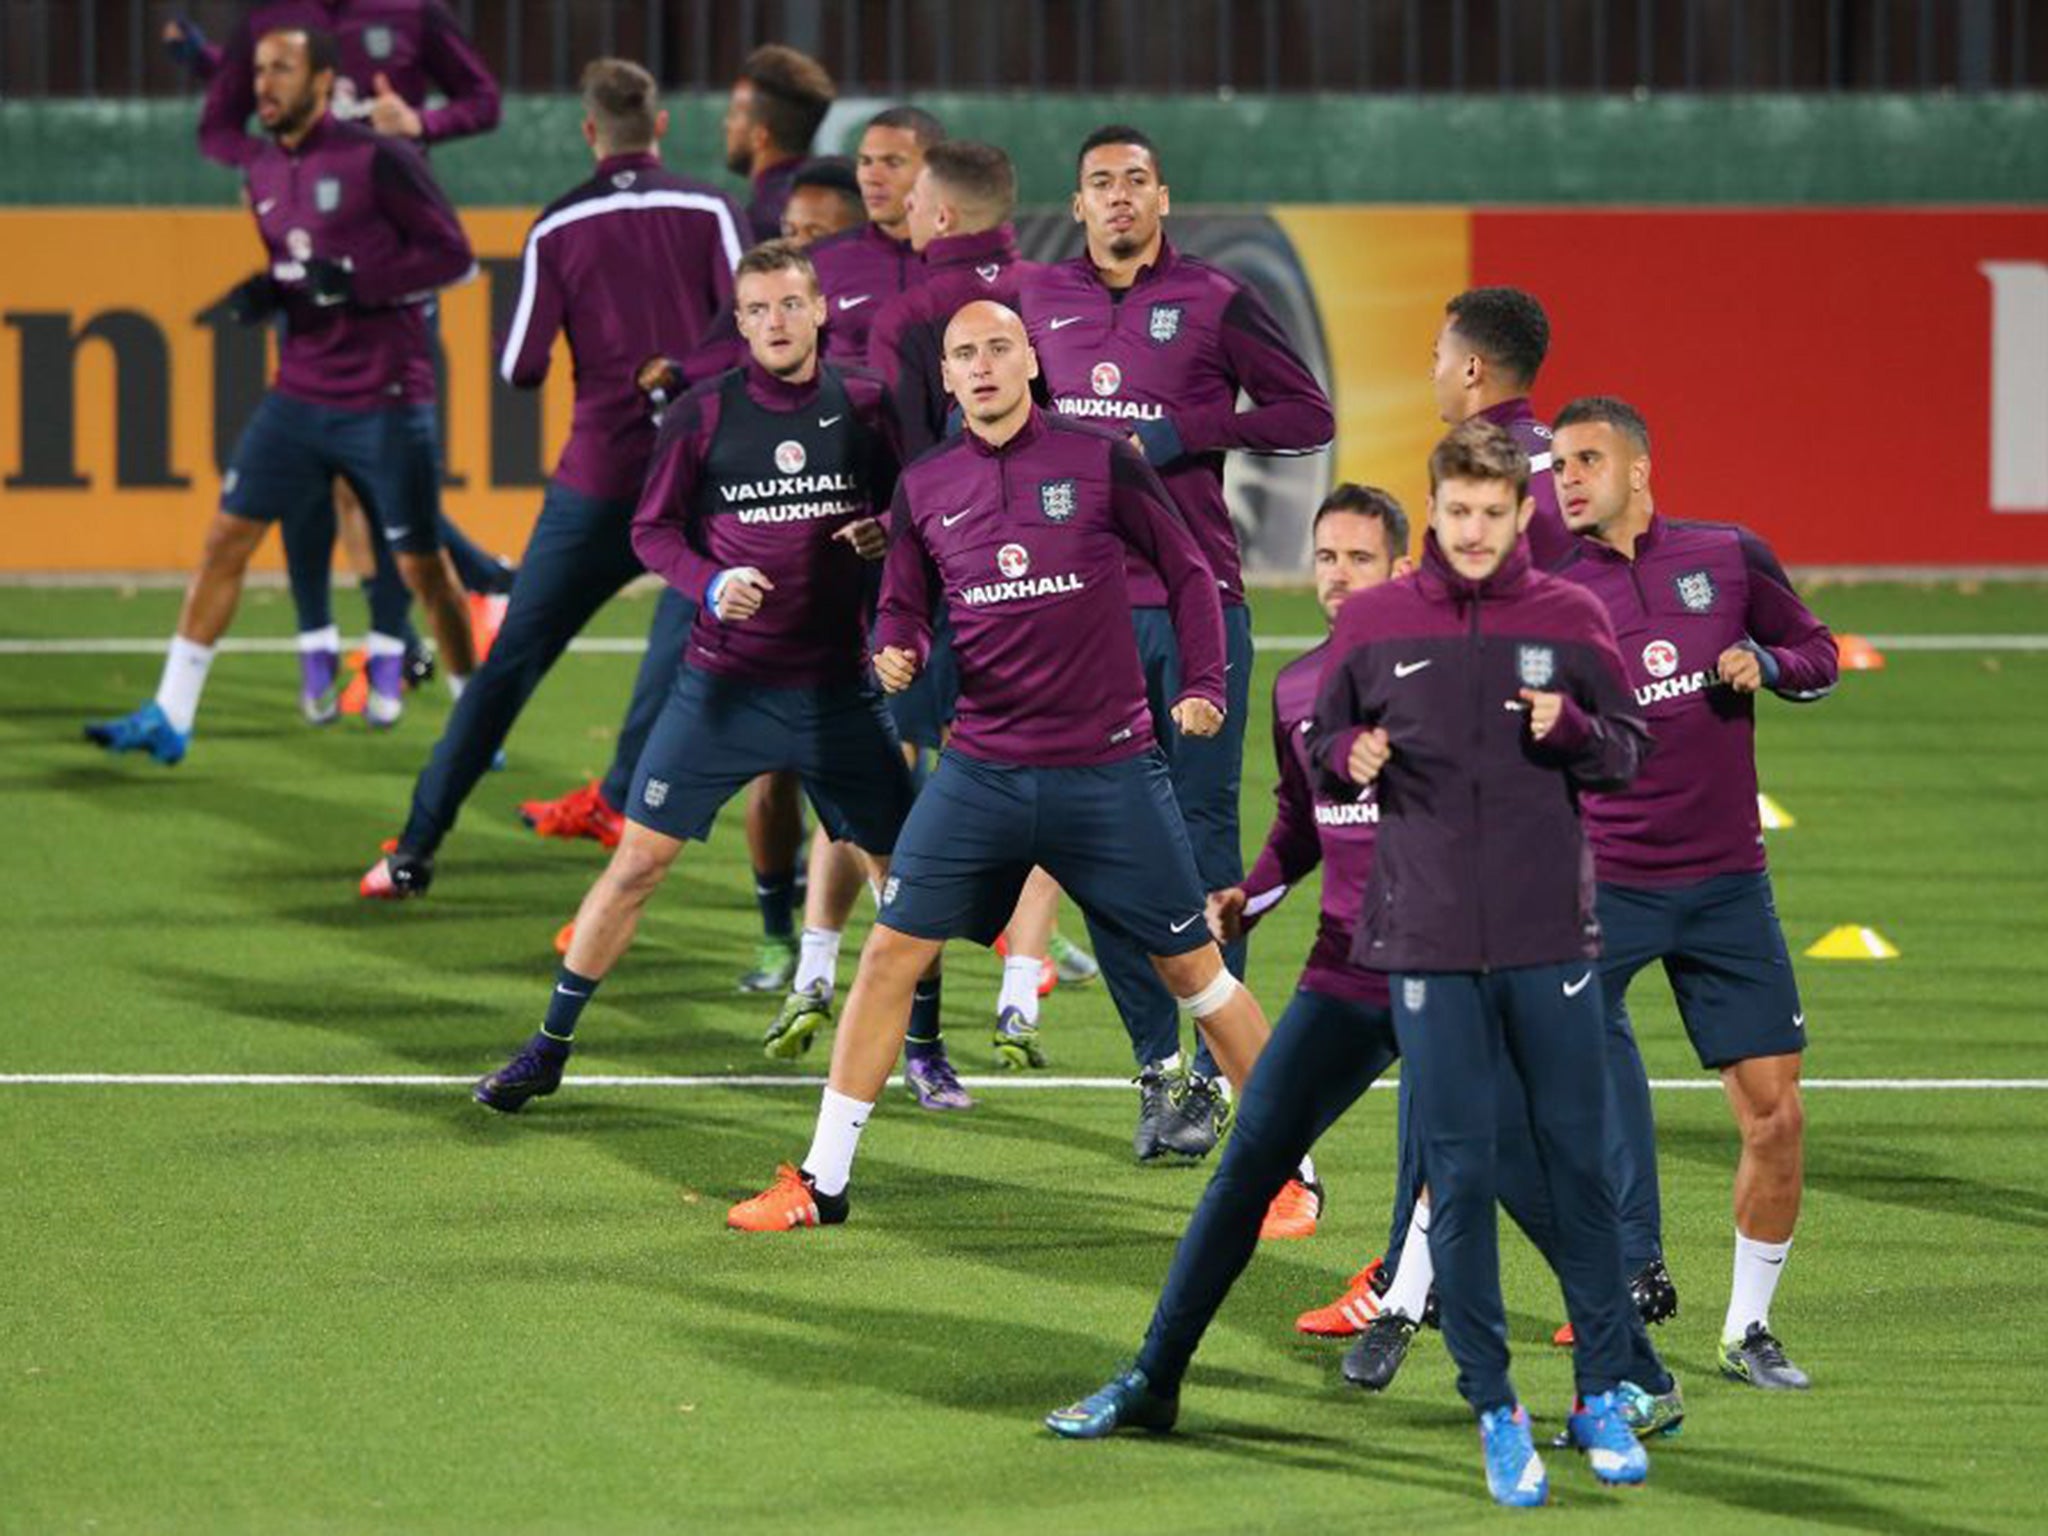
[[1393, 660, 1431, 678], [554, 986, 590, 999], [1047, 315, 1083, 330], [939, 509, 974, 527], [1297, 719, 1313, 734], [819, 415, 843, 428], [1760, 1256, 1785, 1266], [256, 198, 277, 215], [836, 294, 871, 310], [1793, 1012, 1806, 1028], [1169, 914, 1202, 933], [1563, 972, 1593, 997]]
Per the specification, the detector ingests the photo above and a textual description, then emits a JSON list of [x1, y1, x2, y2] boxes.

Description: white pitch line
[[6, 633, 2048, 657], [1, 1074, 2043, 1091]]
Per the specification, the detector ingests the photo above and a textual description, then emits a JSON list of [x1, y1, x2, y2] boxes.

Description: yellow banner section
[[0, 209, 566, 571], [0, 207, 1470, 572], [1270, 206, 1470, 546]]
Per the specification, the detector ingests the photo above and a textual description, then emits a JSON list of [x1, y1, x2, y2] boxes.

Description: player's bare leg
[[396, 548, 476, 679], [561, 821, 690, 980], [1717, 1050, 1810, 1387], [472, 820, 689, 1114], [178, 511, 272, 644]]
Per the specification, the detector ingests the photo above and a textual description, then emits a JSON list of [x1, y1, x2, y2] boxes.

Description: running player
[[357, 59, 744, 896], [1551, 395, 1836, 1389], [88, 26, 474, 763], [469, 241, 915, 1111], [723, 44, 834, 242], [726, 301, 1283, 1233], [1431, 286, 1570, 569], [1020, 125, 1333, 1161], [809, 106, 945, 364], [1312, 419, 1669, 1506]]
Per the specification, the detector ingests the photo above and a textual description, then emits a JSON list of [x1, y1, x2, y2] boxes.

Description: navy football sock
[[754, 866, 798, 940], [541, 965, 601, 1048], [904, 979, 944, 1059]]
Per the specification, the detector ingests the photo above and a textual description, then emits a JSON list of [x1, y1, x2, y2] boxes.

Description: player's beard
[[1105, 229, 1150, 262], [268, 89, 322, 142], [724, 141, 752, 177]]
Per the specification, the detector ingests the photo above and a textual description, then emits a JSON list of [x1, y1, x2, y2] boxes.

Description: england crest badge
[[1517, 644, 1556, 688], [1148, 304, 1182, 343], [1675, 569, 1717, 612], [364, 25, 394, 58], [1039, 479, 1077, 522], [1402, 977, 1427, 1013], [314, 177, 342, 214]]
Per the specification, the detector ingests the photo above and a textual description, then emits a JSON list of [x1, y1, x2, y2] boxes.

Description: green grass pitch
[[3, 578, 2046, 1533]]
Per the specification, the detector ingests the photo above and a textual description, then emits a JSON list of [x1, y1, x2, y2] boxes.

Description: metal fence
[[3, 0, 2042, 98]]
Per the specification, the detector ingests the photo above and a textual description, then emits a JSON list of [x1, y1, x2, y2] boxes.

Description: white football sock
[[1381, 1198, 1434, 1321], [365, 631, 408, 659], [998, 955, 1043, 1024], [445, 671, 468, 700], [795, 928, 842, 997], [296, 624, 340, 654], [802, 1086, 873, 1197], [154, 636, 216, 734], [1723, 1231, 1791, 1342], [1296, 1152, 1318, 1186]]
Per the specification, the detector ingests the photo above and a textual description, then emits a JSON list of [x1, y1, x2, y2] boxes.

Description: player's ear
[[1023, 342, 1040, 381], [652, 107, 670, 143], [1070, 189, 1084, 226], [1391, 555, 1416, 579], [1631, 455, 1650, 493], [1157, 184, 1170, 218], [1515, 494, 1536, 532]]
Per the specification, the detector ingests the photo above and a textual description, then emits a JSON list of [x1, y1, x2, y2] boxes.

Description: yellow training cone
[[1805, 925, 1899, 960], [1757, 793, 1796, 830]]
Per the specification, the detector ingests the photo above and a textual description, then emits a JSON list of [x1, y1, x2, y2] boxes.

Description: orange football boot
[[726, 1163, 847, 1232], [1296, 1258, 1389, 1336]]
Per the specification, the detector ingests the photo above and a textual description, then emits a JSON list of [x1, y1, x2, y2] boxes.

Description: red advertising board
[[1473, 210, 2048, 566]]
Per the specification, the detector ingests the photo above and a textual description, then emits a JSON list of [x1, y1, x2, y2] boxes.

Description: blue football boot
[[1568, 1390, 1651, 1485], [1478, 1403, 1549, 1508], [1045, 1366, 1178, 1439], [85, 702, 188, 765]]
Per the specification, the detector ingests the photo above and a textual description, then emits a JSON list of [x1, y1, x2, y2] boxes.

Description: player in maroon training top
[[1551, 395, 1836, 1391], [722, 44, 834, 242], [89, 26, 473, 763], [1430, 287, 1571, 570], [808, 106, 945, 363], [1019, 125, 1334, 1162], [728, 301, 1306, 1237]]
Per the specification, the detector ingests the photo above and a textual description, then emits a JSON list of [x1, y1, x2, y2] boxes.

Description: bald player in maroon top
[[1430, 286, 1571, 571], [729, 301, 1304, 1236], [1018, 124, 1334, 1159], [1551, 395, 1836, 1391]]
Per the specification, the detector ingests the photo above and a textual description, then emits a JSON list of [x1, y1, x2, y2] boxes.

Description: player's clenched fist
[[1517, 688, 1564, 741], [1716, 644, 1764, 694], [1205, 886, 1248, 944], [1346, 725, 1392, 785], [709, 566, 773, 622], [1171, 697, 1224, 737], [874, 645, 921, 694]]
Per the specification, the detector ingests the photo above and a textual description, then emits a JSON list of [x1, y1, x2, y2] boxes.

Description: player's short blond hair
[[1428, 419, 1529, 498], [582, 58, 659, 150]]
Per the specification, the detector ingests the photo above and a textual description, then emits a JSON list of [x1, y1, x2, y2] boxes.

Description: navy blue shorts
[[222, 392, 442, 555], [1598, 871, 1807, 1069], [627, 666, 915, 853], [877, 748, 1213, 953]]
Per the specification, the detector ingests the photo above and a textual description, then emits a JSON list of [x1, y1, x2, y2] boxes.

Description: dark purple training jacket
[[867, 224, 1034, 460], [809, 222, 919, 364], [1242, 640, 1389, 1008], [497, 152, 745, 503], [876, 407, 1225, 768], [200, 0, 500, 167], [1477, 396, 1572, 572], [745, 158, 807, 243], [243, 113, 473, 410], [1019, 236, 1333, 608], [632, 359, 898, 689], [1312, 535, 1650, 974], [1553, 516, 1838, 888]]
